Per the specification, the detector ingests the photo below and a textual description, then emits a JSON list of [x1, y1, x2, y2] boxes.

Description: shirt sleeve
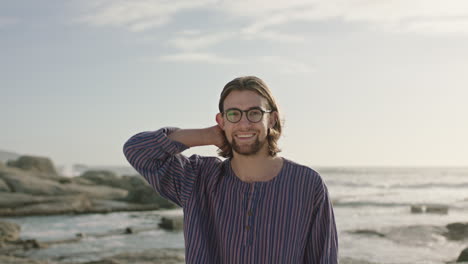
[[304, 175, 339, 264], [122, 127, 200, 208]]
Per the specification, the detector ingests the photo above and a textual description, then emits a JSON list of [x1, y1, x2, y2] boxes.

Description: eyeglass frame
[[221, 107, 273, 123]]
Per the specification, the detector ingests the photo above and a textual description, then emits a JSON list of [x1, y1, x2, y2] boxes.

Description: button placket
[[243, 183, 256, 246]]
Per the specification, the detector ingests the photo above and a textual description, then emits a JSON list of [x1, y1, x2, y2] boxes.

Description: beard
[[229, 135, 267, 156]]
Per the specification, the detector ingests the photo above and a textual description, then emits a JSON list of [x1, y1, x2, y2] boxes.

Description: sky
[[1, 0, 467, 167]]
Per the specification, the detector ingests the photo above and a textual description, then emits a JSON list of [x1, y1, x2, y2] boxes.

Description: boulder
[[0, 192, 49, 208], [6, 156, 57, 176], [0, 178, 11, 192], [89, 199, 159, 213], [349, 229, 385, 238], [159, 216, 184, 231], [124, 185, 176, 208], [0, 168, 66, 195], [77, 171, 149, 191], [62, 184, 128, 200], [5, 195, 93, 216], [0, 192, 160, 216], [0, 168, 127, 199], [121, 175, 148, 189], [457, 247, 468, 262], [0, 256, 47, 264], [0, 221, 20, 242], [78, 170, 123, 188], [444, 222, 468, 241], [410, 204, 448, 214]]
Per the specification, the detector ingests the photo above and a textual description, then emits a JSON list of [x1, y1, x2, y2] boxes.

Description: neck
[[231, 152, 283, 183]]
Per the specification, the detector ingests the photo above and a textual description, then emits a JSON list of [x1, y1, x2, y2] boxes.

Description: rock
[[0, 221, 20, 242], [83, 260, 122, 264], [88, 199, 159, 214], [385, 225, 446, 246], [125, 227, 134, 234], [159, 216, 184, 231], [0, 255, 47, 264], [6, 155, 57, 176], [0, 160, 175, 216], [0, 167, 69, 195], [0, 171, 57, 195], [78, 170, 123, 188], [0, 178, 11, 192], [21, 239, 44, 250], [4, 195, 93, 216], [124, 185, 177, 208], [63, 184, 128, 200], [457, 247, 468, 262], [410, 204, 448, 214], [77, 171, 149, 191], [0, 167, 128, 199], [340, 257, 379, 264], [444, 222, 468, 241], [349, 229, 385, 238], [122, 175, 148, 188], [82, 248, 185, 264]]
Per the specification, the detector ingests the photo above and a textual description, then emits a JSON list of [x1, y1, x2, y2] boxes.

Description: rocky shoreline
[[0, 155, 188, 264], [0, 156, 177, 217]]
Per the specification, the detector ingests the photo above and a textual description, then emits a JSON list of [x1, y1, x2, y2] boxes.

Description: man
[[123, 76, 338, 263]]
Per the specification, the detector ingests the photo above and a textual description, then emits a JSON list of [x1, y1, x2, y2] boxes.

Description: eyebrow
[[225, 106, 265, 111]]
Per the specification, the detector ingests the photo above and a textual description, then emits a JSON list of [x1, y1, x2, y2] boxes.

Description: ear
[[216, 113, 225, 129], [269, 111, 278, 128]]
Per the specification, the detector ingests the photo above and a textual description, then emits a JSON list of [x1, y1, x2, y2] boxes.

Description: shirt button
[[247, 210, 253, 216], [245, 226, 251, 231]]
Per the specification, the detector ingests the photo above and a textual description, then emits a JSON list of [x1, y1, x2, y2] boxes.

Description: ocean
[[2, 167, 468, 263]]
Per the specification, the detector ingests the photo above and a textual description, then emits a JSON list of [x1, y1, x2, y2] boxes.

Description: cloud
[[401, 18, 468, 35], [78, 0, 217, 32], [258, 56, 315, 75], [78, 0, 468, 37], [158, 52, 314, 76], [169, 31, 235, 51], [159, 52, 240, 64], [230, 0, 468, 35]]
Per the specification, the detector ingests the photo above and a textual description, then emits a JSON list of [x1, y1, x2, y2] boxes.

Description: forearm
[[168, 126, 223, 148], [123, 127, 202, 208]]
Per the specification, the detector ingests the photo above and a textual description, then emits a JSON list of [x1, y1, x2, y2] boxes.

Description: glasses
[[223, 107, 272, 123]]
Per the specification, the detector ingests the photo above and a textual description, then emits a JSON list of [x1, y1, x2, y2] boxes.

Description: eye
[[248, 110, 262, 118], [227, 110, 240, 117]]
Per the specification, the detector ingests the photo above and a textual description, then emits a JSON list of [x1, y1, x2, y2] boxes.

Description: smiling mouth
[[235, 133, 255, 139]]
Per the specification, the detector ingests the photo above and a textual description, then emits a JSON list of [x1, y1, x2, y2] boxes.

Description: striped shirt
[[123, 127, 338, 263]]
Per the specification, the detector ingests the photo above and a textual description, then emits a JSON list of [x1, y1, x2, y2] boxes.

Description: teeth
[[237, 134, 254, 138]]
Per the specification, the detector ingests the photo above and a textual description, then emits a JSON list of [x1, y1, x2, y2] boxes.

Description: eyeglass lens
[[225, 109, 263, 123]]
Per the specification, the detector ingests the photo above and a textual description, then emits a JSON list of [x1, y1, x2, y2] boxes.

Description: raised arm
[[168, 125, 227, 149], [123, 126, 226, 208]]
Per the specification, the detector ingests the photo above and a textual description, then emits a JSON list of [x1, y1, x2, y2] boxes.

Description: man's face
[[217, 90, 276, 157]]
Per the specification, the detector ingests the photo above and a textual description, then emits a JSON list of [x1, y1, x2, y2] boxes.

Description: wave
[[332, 200, 410, 207], [327, 180, 468, 189]]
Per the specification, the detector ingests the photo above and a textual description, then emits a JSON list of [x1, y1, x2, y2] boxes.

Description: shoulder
[[282, 159, 334, 208], [282, 158, 323, 183], [195, 155, 224, 172], [186, 155, 226, 194]]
